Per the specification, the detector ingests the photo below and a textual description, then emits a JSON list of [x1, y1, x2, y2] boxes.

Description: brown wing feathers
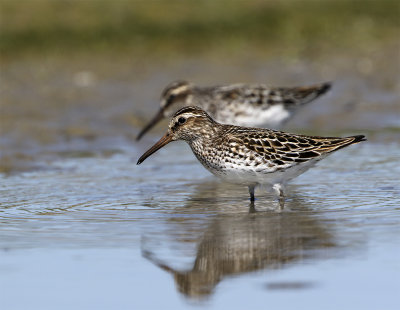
[[235, 129, 365, 165]]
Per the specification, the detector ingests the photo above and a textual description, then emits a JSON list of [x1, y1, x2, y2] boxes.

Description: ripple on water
[[0, 139, 399, 305]]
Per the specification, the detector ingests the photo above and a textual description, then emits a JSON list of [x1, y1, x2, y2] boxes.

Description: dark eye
[[178, 117, 186, 124]]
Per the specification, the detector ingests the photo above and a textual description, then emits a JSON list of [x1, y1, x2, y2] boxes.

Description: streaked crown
[[160, 80, 193, 110], [168, 106, 216, 141]]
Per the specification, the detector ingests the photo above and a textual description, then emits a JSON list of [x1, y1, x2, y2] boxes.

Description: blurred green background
[[1, 0, 399, 60]]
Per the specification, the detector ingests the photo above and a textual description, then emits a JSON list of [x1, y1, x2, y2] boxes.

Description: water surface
[[1, 140, 399, 309], [1, 55, 400, 309]]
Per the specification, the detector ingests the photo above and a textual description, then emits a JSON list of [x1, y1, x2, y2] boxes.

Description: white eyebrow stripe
[[170, 85, 190, 95]]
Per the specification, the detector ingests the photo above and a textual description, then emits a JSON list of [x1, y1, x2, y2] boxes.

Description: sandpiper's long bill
[[137, 106, 365, 207], [136, 80, 332, 140]]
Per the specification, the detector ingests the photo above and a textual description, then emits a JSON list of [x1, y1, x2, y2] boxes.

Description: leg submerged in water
[[273, 183, 285, 209], [248, 185, 255, 202]]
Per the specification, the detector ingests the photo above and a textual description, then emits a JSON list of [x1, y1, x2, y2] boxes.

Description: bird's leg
[[278, 190, 285, 210], [273, 184, 285, 210], [248, 185, 255, 202], [248, 202, 256, 213]]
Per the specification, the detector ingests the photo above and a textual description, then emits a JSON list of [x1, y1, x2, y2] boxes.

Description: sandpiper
[[137, 106, 365, 207], [136, 80, 331, 140]]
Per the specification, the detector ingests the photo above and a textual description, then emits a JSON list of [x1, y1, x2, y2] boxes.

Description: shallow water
[[1, 139, 400, 309], [1, 55, 400, 309]]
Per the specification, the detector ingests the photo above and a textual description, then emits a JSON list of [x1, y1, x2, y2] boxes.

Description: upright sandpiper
[[137, 106, 365, 207], [136, 80, 331, 140]]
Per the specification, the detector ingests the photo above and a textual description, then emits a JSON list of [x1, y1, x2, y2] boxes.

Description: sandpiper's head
[[136, 80, 193, 141], [137, 106, 215, 165], [160, 80, 192, 113]]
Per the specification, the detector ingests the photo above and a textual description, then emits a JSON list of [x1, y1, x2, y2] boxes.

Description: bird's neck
[[187, 123, 221, 153]]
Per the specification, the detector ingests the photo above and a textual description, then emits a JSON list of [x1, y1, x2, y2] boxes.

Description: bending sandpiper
[[136, 80, 331, 140]]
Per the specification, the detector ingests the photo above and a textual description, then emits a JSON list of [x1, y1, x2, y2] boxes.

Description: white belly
[[197, 153, 321, 187], [217, 104, 291, 128]]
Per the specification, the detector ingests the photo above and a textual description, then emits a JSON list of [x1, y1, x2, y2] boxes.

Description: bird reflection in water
[[141, 183, 336, 299]]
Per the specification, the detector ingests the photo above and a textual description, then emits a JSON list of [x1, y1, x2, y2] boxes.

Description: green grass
[[1, 0, 399, 60]]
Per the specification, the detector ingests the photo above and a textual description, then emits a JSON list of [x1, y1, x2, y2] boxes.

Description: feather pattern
[[136, 80, 331, 140], [188, 122, 365, 186], [137, 106, 365, 205]]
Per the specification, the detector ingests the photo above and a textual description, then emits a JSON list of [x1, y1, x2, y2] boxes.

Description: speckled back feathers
[[169, 107, 365, 180]]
